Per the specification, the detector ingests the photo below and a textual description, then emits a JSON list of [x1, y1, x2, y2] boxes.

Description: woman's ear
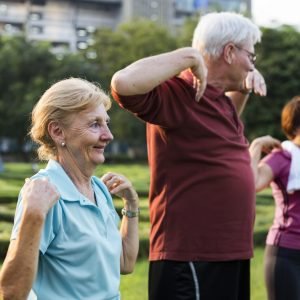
[[48, 121, 64, 146], [223, 43, 235, 65]]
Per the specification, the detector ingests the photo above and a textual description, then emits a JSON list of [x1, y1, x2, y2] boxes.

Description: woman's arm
[[249, 136, 281, 192], [0, 178, 59, 299], [102, 173, 139, 274]]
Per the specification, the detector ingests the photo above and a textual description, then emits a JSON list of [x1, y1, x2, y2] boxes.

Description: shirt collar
[[40, 159, 83, 201], [204, 84, 225, 100], [180, 70, 225, 101], [38, 160, 115, 224]]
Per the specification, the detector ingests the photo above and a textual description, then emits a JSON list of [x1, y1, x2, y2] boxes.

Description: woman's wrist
[[123, 200, 139, 211], [121, 207, 140, 218]]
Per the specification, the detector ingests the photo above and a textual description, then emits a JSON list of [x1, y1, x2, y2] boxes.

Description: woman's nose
[[101, 126, 114, 142]]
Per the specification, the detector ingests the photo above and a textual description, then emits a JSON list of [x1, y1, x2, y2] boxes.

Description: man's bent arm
[[111, 47, 206, 96]]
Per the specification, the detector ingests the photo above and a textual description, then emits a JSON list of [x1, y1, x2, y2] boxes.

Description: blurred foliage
[[83, 19, 178, 144], [0, 35, 99, 154], [243, 25, 300, 141], [0, 20, 300, 151]]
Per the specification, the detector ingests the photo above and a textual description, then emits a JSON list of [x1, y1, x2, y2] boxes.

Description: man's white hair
[[192, 12, 261, 59]]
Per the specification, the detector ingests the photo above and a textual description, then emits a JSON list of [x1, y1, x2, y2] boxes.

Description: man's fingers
[[244, 69, 267, 96]]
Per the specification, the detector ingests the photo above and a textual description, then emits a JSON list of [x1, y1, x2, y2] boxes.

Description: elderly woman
[[250, 96, 300, 300], [0, 78, 139, 300]]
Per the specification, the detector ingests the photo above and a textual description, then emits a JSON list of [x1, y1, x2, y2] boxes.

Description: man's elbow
[[111, 71, 131, 96]]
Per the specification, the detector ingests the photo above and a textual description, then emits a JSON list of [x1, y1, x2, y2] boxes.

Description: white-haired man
[[111, 12, 266, 300]]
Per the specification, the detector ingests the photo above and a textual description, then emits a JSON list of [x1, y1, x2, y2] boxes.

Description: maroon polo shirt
[[111, 71, 255, 261]]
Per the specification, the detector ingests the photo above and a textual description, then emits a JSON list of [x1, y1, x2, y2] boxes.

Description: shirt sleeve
[[111, 76, 194, 128], [262, 149, 290, 179], [11, 185, 61, 255]]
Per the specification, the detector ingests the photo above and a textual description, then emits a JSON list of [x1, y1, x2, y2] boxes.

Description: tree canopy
[[243, 25, 300, 140], [0, 19, 300, 156]]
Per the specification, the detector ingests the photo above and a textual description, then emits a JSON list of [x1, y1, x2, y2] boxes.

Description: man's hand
[[242, 69, 267, 96], [190, 52, 208, 102]]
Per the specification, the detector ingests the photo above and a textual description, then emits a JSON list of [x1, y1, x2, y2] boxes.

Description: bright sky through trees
[[252, 0, 300, 27]]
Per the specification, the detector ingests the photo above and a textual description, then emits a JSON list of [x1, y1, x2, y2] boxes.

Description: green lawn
[[120, 248, 267, 300], [0, 162, 274, 299]]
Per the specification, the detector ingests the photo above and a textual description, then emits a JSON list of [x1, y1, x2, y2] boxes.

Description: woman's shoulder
[[268, 148, 291, 160]]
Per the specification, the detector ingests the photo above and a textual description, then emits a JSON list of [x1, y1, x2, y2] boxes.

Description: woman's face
[[62, 103, 113, 170]]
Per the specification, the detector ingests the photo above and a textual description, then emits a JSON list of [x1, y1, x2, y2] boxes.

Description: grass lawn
[[0, 162, 274, 299], [120, 248, 267, 300]]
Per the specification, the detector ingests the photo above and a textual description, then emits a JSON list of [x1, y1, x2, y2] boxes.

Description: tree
[[243, 26, 300, 140], [176, 16, 199, 47], [0, 36, 56, 153], [0, 36, 101, 157], [83, 19, 178, 145]]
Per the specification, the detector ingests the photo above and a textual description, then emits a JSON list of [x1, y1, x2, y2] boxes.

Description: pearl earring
[[61, 142, 66, 147]]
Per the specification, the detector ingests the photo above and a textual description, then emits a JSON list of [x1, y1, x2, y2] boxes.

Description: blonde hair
[[30, 78, 111, 160]]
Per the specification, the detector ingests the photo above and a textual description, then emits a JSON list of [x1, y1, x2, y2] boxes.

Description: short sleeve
[[11, 187, 61, 255], [262, 149, 290, 179], [10, 192, 25, 241], [111, 77, 193, 128], [39, 204, 61, 254]]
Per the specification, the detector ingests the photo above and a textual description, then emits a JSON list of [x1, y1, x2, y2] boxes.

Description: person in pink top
[[250, 96, 300, 300], [112, 11, 267, 300]]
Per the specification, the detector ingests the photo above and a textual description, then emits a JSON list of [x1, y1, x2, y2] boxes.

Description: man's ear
[[48, 121, 65, 146], [223, 43, 235, 65]]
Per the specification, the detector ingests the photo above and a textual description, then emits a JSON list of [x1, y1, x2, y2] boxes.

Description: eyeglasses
[[234, 45, 257, 64]]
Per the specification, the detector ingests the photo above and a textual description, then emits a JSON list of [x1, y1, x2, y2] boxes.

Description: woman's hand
[[101, 172, 139, 209], [102, 173, 139, 274], [251, 135, 282, 154], [22, 177, 60, 218]]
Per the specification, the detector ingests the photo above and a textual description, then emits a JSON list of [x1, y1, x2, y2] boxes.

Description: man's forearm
[[226, 91, 250, 116], [111, 47, 203, 96]]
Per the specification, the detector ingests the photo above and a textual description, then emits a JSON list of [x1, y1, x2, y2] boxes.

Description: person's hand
[[101, 172, 139, 207], [190, 52, 208, 102], [21, 177, 60, 218], [242, 68, 267, 96], [252, 135, 282, 154]]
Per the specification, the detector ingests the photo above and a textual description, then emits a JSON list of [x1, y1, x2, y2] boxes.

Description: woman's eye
[[91, 122, 99, 128]]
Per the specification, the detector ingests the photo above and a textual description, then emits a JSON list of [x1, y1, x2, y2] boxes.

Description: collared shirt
[[11, 160, 121, 300], [112, 70, 255, 262]]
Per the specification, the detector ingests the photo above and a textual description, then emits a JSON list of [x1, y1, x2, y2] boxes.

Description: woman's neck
[[57, 156, 96, 203], [292, 136, 300, 147]]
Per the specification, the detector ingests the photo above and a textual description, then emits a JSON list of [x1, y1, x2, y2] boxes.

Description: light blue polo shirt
[[11, 160, 122, 300]]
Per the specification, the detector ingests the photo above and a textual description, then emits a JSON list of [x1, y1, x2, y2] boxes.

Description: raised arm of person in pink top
[[249, 135, 281, 191]]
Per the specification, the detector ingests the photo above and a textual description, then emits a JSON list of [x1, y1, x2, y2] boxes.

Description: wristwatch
[[121, 208, 140, 218]]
